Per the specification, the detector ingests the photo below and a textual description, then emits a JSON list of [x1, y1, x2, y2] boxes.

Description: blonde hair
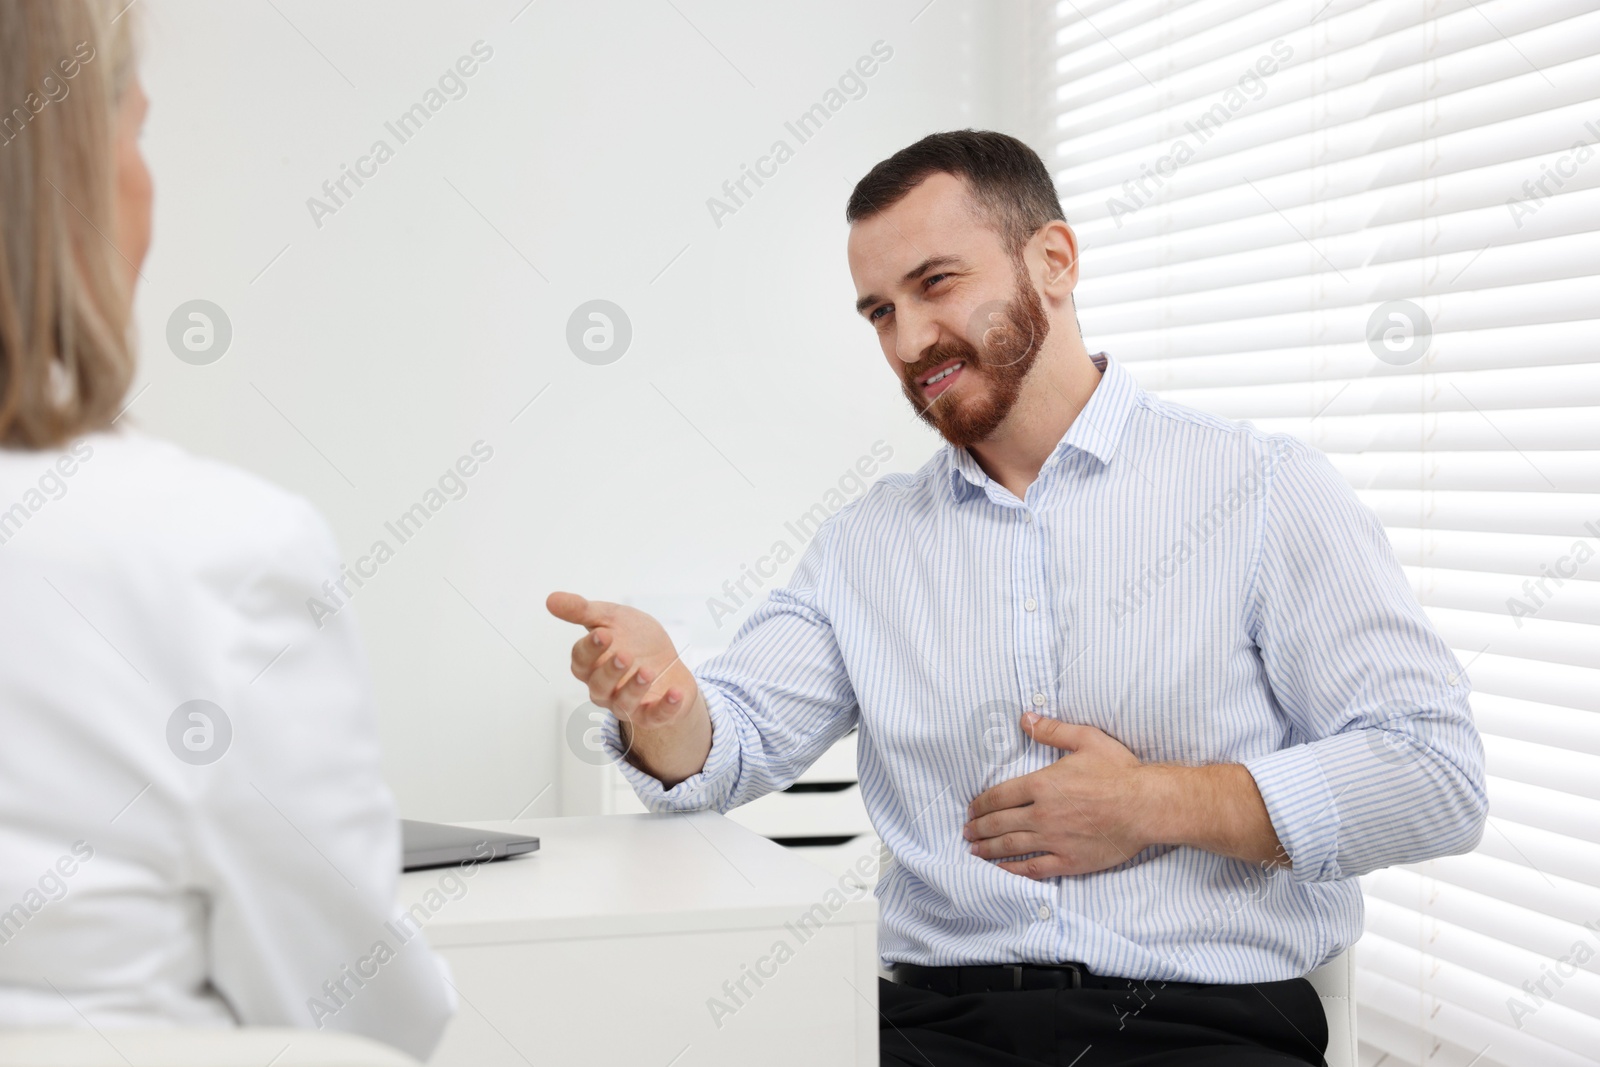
[[0, 0, 139, 449]]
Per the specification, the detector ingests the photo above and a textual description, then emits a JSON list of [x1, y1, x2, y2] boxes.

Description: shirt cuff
[[1243, 743, 1342, 883], [599, 685, 740, 812]]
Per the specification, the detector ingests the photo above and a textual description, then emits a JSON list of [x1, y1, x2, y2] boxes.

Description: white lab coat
[[0, 430, 454, 1060]]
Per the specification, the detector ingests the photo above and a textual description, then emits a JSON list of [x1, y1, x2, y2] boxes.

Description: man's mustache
[[903, 338, 982, 388]]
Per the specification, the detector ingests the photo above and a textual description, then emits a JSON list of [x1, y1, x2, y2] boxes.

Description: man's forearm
[[618, 690, 713, 790], [1140, 763, 1290, 869]]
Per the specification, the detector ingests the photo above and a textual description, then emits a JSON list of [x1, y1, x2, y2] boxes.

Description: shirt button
[[1024, 597, 1038, 612], [1037, 904, 1051, 921], [1022, 512, 1033, 523], [1032, 693, 1047, 707]]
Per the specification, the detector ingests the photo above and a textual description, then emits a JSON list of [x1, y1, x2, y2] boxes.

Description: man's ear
[[1034, 220, 1080, 303]]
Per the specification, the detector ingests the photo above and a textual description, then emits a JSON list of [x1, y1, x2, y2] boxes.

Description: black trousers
[[879, 973, 1328, 1066]]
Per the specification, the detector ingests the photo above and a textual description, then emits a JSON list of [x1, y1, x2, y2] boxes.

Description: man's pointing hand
[[546, 592, 712, 788]]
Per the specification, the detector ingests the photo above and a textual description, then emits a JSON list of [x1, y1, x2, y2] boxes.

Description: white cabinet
[[410, 814, 879, 1067]]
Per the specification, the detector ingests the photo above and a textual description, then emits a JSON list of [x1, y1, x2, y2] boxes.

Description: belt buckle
[[1039, 962, 1084, 990], [1005, 963, 1083, 990]]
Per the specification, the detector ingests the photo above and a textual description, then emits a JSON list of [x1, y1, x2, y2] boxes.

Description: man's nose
[[894, 309, 939, 366]]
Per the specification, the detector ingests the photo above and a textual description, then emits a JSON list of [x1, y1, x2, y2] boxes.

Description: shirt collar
[[944, 352, 1139, 502]]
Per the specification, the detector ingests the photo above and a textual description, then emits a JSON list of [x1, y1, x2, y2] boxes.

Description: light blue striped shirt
[[607, 353, 1487, 982]]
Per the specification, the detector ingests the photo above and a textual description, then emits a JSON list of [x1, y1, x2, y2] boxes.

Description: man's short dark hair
[[845, 130, 1065, 257]]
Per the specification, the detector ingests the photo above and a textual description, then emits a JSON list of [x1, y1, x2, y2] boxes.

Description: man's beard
[[899, 263, 1051, 450]]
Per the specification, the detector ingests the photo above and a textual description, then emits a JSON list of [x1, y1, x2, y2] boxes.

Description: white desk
[[403, 813, 879, 1067]]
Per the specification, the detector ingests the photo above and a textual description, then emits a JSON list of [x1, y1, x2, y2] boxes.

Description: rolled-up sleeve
[[1241, 437, 1488, 883], [602, 524, 861, 812]]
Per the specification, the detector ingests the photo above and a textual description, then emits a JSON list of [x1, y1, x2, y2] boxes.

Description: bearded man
[[548, 130, 1485, 1066]]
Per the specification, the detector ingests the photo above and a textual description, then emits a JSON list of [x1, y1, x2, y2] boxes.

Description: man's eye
[[870, 304, 893, 323], [925, 273, 950, 289]]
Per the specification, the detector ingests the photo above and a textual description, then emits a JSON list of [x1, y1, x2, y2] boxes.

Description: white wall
[[132, 0, 1026, 820]]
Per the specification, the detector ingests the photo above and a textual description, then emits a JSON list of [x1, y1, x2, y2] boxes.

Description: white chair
[[1308, 949, 1357, 1067], [0, 1028, 421, 1067]]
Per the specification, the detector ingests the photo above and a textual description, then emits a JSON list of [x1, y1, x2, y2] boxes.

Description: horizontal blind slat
[[1472, 692, 1600, 758], [1143, 363, 1600, 415], [1461, 651, 1600, 715], [1087, 278, 1599, 360], [1400, 850, 1600, 931], [1487, 775, 1600, 847], [1329, 452, 1600, 493], [1358, 490, 1600, 537], [1081, 232, 1600, 335], [1388, 528, 1600, 585], [1404, 566, 1600, 629], [1430, 604, 1600, 671], [1265, 410, 1600, 454], [1124, 320, 1600, 377]]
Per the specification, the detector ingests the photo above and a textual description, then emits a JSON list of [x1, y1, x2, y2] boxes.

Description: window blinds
[[1037, 1, 1600, 1064]]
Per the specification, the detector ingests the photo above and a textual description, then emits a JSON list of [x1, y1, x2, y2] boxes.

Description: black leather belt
[[892, 961, 1112, 993]]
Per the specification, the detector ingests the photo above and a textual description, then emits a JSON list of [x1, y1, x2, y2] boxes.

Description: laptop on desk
[[400, 819, 540, 871]]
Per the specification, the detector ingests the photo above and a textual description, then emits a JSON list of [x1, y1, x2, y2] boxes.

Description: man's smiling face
[[847, 172, 1049, 449]]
